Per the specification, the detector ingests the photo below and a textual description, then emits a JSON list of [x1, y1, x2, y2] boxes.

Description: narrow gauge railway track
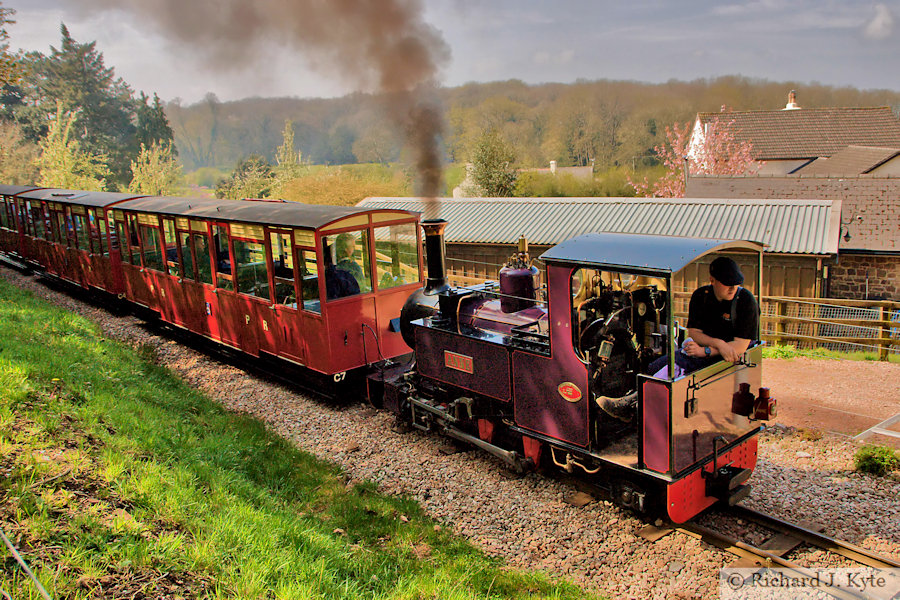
[[658, 505, 900, 600]]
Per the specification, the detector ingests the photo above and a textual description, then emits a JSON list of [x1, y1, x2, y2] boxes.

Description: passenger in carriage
[[323, 238, 360, 300], [334, 232, 364, 285], [599, 257, 759, 422]]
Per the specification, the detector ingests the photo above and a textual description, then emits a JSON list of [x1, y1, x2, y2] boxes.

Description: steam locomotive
[[0, 185, 775, 523]]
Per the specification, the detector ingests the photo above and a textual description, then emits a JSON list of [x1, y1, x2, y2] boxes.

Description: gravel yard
[[3, 266, 899, 600]]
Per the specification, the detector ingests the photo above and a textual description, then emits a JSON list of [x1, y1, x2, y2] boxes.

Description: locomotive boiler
[[382, 220, 775, 522]]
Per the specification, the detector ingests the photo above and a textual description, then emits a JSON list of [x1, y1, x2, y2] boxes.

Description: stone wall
[[686, 175, 900, 300], [686, 175, 900, 252], [829, 253, 900, 300]]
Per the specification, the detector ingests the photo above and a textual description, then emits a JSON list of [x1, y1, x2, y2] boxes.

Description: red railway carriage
[[390, 226, 774, 522], [1, 186, 423, 383], [103, 195, 423, 377], [0, 187, 145, 291]]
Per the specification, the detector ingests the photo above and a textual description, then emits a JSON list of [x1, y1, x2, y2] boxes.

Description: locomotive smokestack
[[422, 218, 449, 295]]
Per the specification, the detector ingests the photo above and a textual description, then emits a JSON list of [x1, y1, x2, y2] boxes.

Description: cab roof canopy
[[540, 232, 764, 278], [14, 188, 145, 207], [114, 196, 418, 230]]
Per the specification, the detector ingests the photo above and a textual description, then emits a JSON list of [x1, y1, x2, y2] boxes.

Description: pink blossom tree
[[629, 107, 759, 198]]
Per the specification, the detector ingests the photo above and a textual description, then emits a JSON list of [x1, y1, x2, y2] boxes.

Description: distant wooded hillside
[[166, 76, 900, 173]]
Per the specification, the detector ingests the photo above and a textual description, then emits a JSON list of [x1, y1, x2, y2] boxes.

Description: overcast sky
[[9, 1, 900, 105]]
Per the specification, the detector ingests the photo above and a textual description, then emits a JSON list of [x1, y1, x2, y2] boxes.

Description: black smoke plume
[[75, 0, 448, 204]]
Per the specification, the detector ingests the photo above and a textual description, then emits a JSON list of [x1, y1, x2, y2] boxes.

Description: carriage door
[[211, 223, 243, 348], [263, 229, 304, 362]]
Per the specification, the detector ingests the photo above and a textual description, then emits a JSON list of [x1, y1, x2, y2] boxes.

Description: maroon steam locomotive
[[0, 185, 775, 523]]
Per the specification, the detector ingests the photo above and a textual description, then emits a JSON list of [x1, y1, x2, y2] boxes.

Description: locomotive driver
[[599, 256, 759, 422]]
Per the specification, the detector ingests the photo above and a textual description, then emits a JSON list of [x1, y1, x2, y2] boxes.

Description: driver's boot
[[596, 391, 637, 422]]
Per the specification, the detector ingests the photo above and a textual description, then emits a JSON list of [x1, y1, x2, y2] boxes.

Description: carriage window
[[0, 199, 8, 229], [91, 210, 108, 256], [213, 225, 233, 291], [300, 249, 320, 313], [322, 230, 371, 299], [234, 238, 269, 300], [126, 214, 142, 264], [30, 203, 46, 239], [54, 212, 67, 247], [73, 213, 90, 251], [116, 221, 130, 263], [17, 202, 29, 235], [140, 224, 164, 271], [179, 231, 196, 281], [107, 213, 118, 251], [269, 231, 297, 307], [373, 223, 418, 290], [193, 232, 213, 285], [162, 219, 180, 276]]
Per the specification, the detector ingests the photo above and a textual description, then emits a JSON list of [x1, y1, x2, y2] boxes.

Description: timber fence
[[675, 292, 900, 360]]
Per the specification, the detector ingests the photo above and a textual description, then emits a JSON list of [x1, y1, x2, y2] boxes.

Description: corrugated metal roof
[[359, 197, 841, 255]]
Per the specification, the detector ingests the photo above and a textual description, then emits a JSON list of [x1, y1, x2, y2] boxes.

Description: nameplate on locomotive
[[444, 351, 474, 374]]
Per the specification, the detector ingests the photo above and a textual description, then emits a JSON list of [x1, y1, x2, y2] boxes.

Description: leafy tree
[[270, 119, 305, 197], [469, 128, 517, 197], [628, 107, 757, 198], [36, 104, 111, 191], [215, 154, 273, 200], [4, 25, 174, 190], [0, 2, 23, 87], [166, 94, 220, 171], [0, 119, 38, 184], [128, 143, 182, 195]]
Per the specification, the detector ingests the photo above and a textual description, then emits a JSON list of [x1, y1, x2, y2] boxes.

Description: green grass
[[762, 343, 900, 363], [0, 278, 599, 600], [854, 445, 900, 477]]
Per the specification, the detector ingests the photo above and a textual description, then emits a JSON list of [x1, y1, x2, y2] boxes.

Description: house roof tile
[[798, 145, 900, 176], [696, 107, 900, 161]]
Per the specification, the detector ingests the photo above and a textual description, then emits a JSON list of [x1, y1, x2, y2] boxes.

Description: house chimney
[[783, 90, 801, 110], [550, 160, 557, 174]]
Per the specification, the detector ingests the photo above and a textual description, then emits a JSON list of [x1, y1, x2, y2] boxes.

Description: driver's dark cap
[[709, 257, 744, 286]]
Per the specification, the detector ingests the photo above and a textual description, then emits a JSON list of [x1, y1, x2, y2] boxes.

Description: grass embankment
[[0, 278, 597, 599], [762, 343, 900, 364]]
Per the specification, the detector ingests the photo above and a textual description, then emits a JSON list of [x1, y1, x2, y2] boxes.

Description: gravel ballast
[[3, 267, 898, 600]]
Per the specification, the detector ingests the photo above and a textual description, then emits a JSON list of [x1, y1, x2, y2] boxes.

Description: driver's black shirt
[[686, 285, 758, 342]]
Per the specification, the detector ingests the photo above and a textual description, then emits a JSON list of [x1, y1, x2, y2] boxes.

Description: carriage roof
[[113, 196, 418, 230], [0, 184, 40, 197], [540, 232, 765, 277], [12, 188, 143, 207]]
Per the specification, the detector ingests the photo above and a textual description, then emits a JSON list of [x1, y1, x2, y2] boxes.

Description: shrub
[[854, 444, 900, 476], [762, 344, 800, 359]]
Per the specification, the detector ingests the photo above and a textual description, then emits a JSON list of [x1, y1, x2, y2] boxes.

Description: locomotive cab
[[400, 229, 773, 523], [540, 233, 772, 521]]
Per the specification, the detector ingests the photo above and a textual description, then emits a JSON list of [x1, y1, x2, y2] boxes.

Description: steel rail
[[676, 522, 878, 600], [731, 505, 900, 570]]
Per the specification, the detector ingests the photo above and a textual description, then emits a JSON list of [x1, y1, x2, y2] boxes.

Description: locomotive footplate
[[703, 465, 752, 506]]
